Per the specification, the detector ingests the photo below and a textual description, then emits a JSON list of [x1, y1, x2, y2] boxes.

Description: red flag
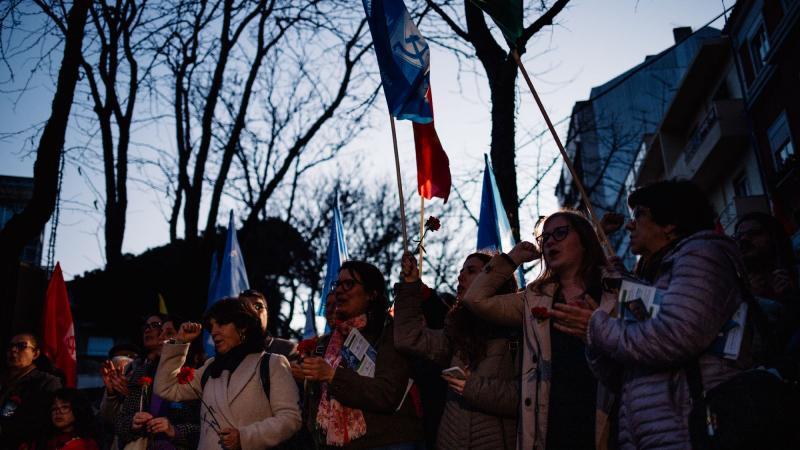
[[412, 88, 451, 202], [41, 263, 77, 387]]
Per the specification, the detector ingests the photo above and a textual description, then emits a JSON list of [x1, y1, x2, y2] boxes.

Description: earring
[[239, 330, 246, 343]]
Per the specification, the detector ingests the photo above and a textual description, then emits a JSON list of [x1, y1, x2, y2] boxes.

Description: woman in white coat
[[154, 298, 301, 450]]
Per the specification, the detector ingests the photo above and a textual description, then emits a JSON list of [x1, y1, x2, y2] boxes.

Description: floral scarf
[[315, 314, 368, 446]]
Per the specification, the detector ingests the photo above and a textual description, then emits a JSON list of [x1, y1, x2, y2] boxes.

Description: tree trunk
[[488, 59, 521, 241], [0, 0, 90, 342]]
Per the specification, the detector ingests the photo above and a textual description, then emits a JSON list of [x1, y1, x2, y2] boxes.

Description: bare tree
[[420, 0, 571, 241], [0, 0, 91, 339]]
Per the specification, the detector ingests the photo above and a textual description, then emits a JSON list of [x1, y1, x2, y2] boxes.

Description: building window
[[748, 22, 770, 73], [768, 112, 796, 172], [733, 172, 749, 197]]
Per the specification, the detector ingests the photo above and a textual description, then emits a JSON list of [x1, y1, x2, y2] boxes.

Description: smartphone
[[441, 366, 467, 380]]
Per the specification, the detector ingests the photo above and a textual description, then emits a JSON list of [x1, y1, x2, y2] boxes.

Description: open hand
[[101, 360, 129, 396], [177, 322, 202, 343], [550, 296, 598, 342]]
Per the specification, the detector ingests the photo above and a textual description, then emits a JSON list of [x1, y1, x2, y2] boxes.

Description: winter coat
[[587, 231, 753, 450], [114, 357, 200, 449], [304, 320, 425, 450], [461, 254, 614, 450], [393, 280, 518, 450], [0, 367, 62, 450], [154, 343, 301, 450]]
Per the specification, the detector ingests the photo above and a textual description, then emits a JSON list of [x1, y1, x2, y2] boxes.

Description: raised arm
[[239, 354, 302, 449], [461, 252, 528, 327], [154, 342, 206, 402], [393, 280, 453, 367]]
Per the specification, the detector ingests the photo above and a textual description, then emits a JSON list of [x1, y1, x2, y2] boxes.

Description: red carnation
[[297, 337, 319, 356], [138, 376, 153, 386], [177, 366, 195, 385], [424, 216, 441, 232], [531, 307, 551, 321]]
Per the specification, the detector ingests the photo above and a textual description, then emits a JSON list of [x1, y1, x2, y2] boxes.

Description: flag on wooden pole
[[158, 293, 168, 315], [41, 263, 77, 387], [468, 0, 524, 46], [413, 88, 451, 202]]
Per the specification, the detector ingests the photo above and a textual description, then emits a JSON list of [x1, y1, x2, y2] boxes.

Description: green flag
[[469, 0, 523, 47]]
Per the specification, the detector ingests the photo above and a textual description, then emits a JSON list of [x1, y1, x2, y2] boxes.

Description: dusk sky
[[0, 0, 732, 280]]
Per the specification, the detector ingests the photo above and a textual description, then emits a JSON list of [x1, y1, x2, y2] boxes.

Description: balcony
[[671, 99, 749, 189]]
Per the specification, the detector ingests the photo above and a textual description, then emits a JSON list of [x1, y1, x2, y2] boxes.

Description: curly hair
[[446, 252, 519, 368], [50, 388, 96, 439]]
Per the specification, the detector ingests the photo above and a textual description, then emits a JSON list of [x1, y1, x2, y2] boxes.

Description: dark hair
[[735, 212, 797, 267], [50, 388, 96, 438], [447, 252, 519, 367], [239, 290, 269, 322], [142, 313, 168, 324], [533, 210, 607, 294], [628, 179, 715, 238], [203, 298, 264, 353], [339, 260, 389, 338]]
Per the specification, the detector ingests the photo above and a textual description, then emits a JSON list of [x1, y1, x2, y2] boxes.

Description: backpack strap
[[259, 353, 271, 402]]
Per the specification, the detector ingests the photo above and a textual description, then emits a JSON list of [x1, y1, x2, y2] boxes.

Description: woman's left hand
[[219, 427, 240, 450], [301, 357, 335, 383], [146, 417, 176, 439], [442, 370, 470, 396], [550, 297, 598, 342]]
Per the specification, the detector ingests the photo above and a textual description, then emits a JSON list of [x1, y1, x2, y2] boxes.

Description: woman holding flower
[[461, 210, 616, 450], [393, 251, 521, 450], [115, 314, 200, 450], [154, 298, 301, 450], [301, 261, 424, 449]]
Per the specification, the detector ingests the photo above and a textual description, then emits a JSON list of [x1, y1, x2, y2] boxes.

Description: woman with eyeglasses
[[393, 251, 521, 450], [461, 210, 615, 450], [154, 298, 301, 450], [0, 333, 62, 449], [19, 388, 99, 450], [115, 314, 201, 450], [301, 261, 424, 449]]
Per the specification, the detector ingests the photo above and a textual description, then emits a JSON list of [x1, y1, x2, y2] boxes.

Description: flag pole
[[390, 114, 409, 250], [418, 196, 425, 273], [511, 49, 615, 256]]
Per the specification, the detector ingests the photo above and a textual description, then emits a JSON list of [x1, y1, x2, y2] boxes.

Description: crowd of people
[[1, 179, 798, 450]]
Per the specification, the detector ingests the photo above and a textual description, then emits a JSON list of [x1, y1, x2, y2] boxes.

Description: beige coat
[[461, 254, 612, 450], [154, 343, 301, 450]]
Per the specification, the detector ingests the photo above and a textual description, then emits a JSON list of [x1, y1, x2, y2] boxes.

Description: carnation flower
[[297, 337, 319, 356], [138, 376, 153, 386], [177, 366, 195, 385], [424, 216, 441, 232], [530, 307, 551, 321]]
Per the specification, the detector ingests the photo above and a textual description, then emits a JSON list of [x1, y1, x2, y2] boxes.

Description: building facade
[[0, 175, 43, 266]]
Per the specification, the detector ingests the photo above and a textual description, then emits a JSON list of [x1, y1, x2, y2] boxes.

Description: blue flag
[[205, 211, 250, 355], [318, 199, 349, 319], [302, 299, 317, 339], [477, 154, 525, 289], [363, 0, 432, 123]]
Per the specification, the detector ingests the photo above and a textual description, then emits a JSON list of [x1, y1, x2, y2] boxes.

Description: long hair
[[50, 388, 96, 439], [339, 260, 389, 338], [532, 210, 607, 295], [446, 252, 519, 368]]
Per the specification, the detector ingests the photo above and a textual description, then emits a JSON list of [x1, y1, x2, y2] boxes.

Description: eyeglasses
[[535, 225, 571, 247], [332, 279, 362, 292], [8, 342, 35, 352], [51, 404, 72, 414], [141, 321, 163, 332]]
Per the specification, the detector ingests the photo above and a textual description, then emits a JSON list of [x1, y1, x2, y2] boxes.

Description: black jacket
[[0, 368, 62, 449]]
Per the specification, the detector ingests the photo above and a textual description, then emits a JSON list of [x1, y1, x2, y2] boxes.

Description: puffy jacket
[[394, 280, 519, 450], [587, 231, 753, 449]]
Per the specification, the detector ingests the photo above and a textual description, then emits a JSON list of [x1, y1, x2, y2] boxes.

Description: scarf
[[205, 343, 257, 379], [315, 314, 368, 446]]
